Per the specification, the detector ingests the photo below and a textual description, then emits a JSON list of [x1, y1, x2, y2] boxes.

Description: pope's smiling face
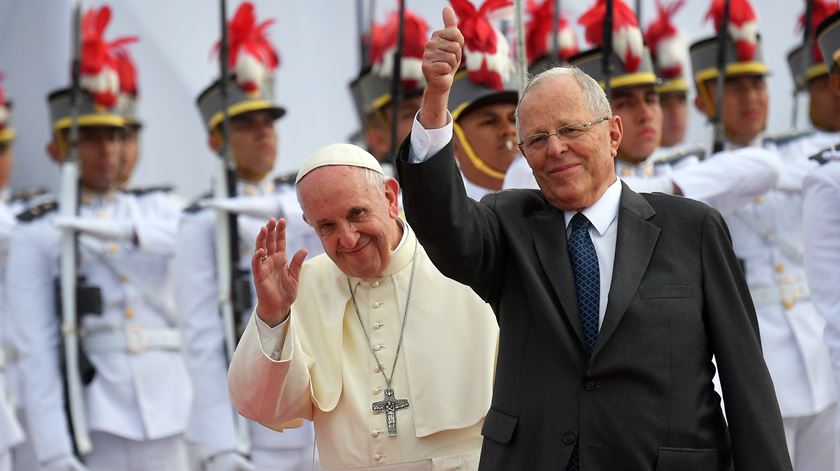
[[298, 165, 402, 279]]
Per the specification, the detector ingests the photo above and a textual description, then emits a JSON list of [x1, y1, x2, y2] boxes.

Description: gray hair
[[515, 66, 612, 135], [296, 165, 387, 209]]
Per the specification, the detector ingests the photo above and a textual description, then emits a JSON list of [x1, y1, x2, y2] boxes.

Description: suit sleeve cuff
[[408, 111, 454, 163]]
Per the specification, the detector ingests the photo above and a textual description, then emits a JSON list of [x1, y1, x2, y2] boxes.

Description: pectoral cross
[[372, 387, 410, 436]]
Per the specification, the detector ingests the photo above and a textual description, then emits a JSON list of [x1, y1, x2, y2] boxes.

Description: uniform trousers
[[11, 409, 37, 471], [83, 431, 191, 471], [783, 403, 839, 471]]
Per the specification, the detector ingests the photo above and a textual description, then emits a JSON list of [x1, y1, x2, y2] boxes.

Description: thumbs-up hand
[[419, 6, 464, 129]]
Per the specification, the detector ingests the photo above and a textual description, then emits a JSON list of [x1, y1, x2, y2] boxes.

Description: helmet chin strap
[[453, 121, 507, 180]]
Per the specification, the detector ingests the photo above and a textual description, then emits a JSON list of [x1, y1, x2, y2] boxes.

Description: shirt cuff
[[254, 312, 291, 361], [408, 111, 454, 163]]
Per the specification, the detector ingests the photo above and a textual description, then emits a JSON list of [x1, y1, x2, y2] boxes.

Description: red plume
[[704, 0, 758, 62], [370, 10, 429, 64], [214, 2, 280, 93], [0, 72, 7, 106], [644, 0, 684, 54], [113, 49, 137, 96], [451, 0, 512, 54], [525, 0, 578, 63], [579, 0, 643, 72], [644, 0, 686, 79], [797, 0, 840, 62], [80, 5, 136, 108]]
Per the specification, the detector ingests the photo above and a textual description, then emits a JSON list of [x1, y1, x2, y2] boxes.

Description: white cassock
[[228, 221, 499, 470]]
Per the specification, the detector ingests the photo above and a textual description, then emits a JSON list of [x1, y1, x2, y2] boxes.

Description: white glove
[[53, 216, 135, 242], [201, 195, 284, 219], [205, 451, 256, 471], [41, 455, 88, 471]]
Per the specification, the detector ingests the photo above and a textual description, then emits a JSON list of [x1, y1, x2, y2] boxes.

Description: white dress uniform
[[175, 177, 321, 470], [723, 134, 839, 471], [0, 201, 23, 471], [6, 190, 193, 470], [803, 151, 840, 413]]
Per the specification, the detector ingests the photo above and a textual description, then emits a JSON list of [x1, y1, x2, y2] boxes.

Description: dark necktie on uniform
[[565, 212, 600, 471]]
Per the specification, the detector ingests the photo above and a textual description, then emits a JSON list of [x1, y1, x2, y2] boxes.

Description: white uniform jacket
[[6, 191, 192, 463]]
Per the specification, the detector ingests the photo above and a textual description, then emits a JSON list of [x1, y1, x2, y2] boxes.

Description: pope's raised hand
[[252, 218, 307, 327], [422, 6, 463, 95]]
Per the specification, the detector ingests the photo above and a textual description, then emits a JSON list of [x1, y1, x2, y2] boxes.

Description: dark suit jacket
[[397, 140, 791, 471]]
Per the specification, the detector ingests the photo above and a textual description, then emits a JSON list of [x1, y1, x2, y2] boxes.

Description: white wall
[[0, 0, 808, 199]]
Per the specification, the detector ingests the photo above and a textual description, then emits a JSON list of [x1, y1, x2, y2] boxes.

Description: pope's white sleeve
[[671, 147, 781, 215], [228, 314, 315, 430]]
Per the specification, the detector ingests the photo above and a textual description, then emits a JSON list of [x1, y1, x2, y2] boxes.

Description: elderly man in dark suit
[[394, 6, 792, 471]]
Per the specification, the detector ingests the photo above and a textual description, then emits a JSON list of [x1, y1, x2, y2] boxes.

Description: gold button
[[124, 308, 135, 319], [775, 263, 784, 273], [754, 195, 764, 204], [784, 300, 794, 310], [118, 275, 128, 284]]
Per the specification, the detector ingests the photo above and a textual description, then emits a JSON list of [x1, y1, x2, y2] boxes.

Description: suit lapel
[[527, 204, 586, 349], [592, 184, 660, 359]]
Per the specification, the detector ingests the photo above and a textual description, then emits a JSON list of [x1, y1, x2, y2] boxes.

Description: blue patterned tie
[[568, 212, 600, 354], [566, 213, 600, 471]]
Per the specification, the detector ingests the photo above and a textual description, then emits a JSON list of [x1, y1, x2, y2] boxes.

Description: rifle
[[214, 0, 252, 455], [603, 0, 615, 99], [388, 0, 407, 161], [711, 0, 731, 154], [514, 0, 528, 92], [793, 0, 815, 128], [58, 0, 93, 457], [808, 142, 840, 165]]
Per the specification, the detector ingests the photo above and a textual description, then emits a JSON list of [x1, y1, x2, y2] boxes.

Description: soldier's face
[[0, 142, 12, 189], [365, 96, 423, 161], [228, 110, 277, 181], [118, 127, 139, 187], [702, 75, 768, 145], [610, 85, 662, 162], [456, 102, 518, 174], [659, 92, 688, 147], [76, 126, 123, 192], [299, 166, 401, 279]]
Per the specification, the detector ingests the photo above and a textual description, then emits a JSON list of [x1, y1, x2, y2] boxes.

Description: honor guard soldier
[[6, 5, 193, 470], [644, 0, 696, 154], [805, 9, 840, 428], [174, 3, 318, 470], [112, 37, 185, 256], [442, 0, 519, 200], [690, 1, 838, 468], [503, 0, 578, 190], [505, 0, 780, 217], [350, 8, 429, 176], [780, 0, 840, 165], [0, 74, 24, 471]]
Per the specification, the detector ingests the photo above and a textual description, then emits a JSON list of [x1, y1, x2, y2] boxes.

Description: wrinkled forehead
[[299, 166, 380, 209], [518, 76, 590, 130]]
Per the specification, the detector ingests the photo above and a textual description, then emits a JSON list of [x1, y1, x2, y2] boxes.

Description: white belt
[[83, 326, 182, 354], [750, 278, 811, 307]]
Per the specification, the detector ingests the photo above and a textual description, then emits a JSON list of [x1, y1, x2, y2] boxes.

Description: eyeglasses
[[518, 117, 610, 153]]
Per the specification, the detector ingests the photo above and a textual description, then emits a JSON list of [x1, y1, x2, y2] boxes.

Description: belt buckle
[[125, 324, 147, 353]]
